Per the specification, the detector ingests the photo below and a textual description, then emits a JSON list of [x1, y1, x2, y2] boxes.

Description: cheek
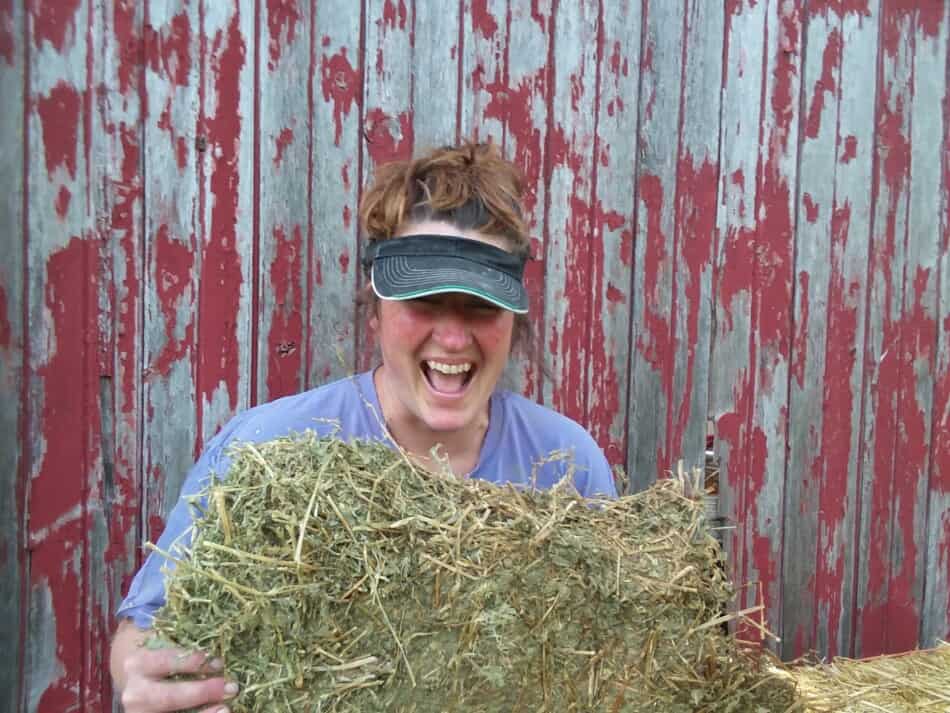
[[476, 315, 515, 353]]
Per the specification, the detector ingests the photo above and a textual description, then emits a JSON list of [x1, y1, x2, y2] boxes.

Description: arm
[[110, 618, 238, 713]]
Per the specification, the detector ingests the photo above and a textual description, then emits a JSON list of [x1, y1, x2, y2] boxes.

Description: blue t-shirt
[[117, 370, 617, 627]]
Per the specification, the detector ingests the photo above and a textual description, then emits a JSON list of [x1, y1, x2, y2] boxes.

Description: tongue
[[427, 368, 467, 394]]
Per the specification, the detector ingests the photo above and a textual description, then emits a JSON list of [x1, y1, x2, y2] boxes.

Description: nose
[[431, 308, 472, 351]]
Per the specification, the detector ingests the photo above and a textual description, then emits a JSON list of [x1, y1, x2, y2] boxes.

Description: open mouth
[[421, 360, 476, 395]]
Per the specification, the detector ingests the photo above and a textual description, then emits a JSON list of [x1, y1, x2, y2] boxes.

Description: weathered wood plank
[[310, 0, 362, 385], [94, 2, 146, 709], [197, 0, 255, 439], [497, 1, 551, 398], [412, 0, 461, 148], [783, 0, 879, 660], [24, 2, 102, 711], [740, 0, 800, 652], [628, 0, 685, 492], [459, 0, 506, 145], [855, 2, 916, 658], [669, 0, 723, 472], [141, 0, 201, 545], [585, 0, 641, 471], [884, 3, 946, 654], [541, 0, 598, 428], [0, 0, 24, 709], [922, 1, 950, 650], [358, 0, 414, 369], [257, 0, 309, 402]]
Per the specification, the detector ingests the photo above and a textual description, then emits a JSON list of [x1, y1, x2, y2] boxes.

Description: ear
[[369, 308, 380, 333]]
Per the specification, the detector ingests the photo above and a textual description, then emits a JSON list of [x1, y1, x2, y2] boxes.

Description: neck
[[373, 367, 488, 476]]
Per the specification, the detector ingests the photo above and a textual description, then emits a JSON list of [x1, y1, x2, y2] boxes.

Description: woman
[[110, 141, 617, 713]]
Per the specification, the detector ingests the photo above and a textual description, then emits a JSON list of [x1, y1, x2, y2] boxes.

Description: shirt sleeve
[[114, 421, 238, 628], [572, 438, 618, 499]]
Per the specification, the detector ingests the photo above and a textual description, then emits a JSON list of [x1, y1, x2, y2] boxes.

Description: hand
[[119, 645, 238, 713]]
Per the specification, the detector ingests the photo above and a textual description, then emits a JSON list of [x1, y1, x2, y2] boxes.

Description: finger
[[125, 646, 224, 678], [121, 676, 238, 713]]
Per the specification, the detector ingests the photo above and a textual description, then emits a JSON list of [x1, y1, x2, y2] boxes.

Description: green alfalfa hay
[[148, 433, 801, 712]]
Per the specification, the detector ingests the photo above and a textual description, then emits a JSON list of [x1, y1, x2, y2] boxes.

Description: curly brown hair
[[357, 141, 535, 354], [359, 141, 530, 254]]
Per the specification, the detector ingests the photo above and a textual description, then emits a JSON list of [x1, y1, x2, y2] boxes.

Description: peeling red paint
[[31, 237, 98, 713], [791, 271, 809, 389], [321, 47, 360, 147], [471, 0, 498, 39], [30, 0, 82, 51], [0, 0, 14, 65], [153, 226, 194, 376], [382, 0, 408, 30], [199, 9, 246, 416], [605, 284, 624, 304], [146, 11, 192, 87], [266, 225, 303, 399], [619, 229, 633, 266], [266, 0, 299, 67], [671, 155, 717, 460], [342, 204, 352, 229], [55, 185, 72, 219], [37, 81, 81, 180], [339, 249, 350, 274], [840, 135, 857, 164], [364, 107, 414, 165], [157, 99, 189, 172], [814, 201, 859, 655], [113, 0, 140, 96], [807, 0, 871, 19], [803, 193, 819, 223], [805, 29, 841, 140], [273, 127, 294, 166]]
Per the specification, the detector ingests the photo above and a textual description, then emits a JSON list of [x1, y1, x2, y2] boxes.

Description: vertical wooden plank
[[669, 0, 723, 472], [257, 0, 309, 402], [412, 0, 460, 147], [628, 0, 685, 491], [358, 0, 414, 369], [141, 0, 201, 544], [714, 0, 801, 648], [310, 0, 362, 385], [197, 0, 255, 439], [496, 1, 550, 398], [855, 1, 915, 658], [95, 1, 146, 709], [541, 1, 599, 428], [922, 1, 950, 650], [0, 0, 24, 709], [885, 2, 946, 654], [24, 1, 102, 711], [459, 0, 506, 145], [585, 0, 641, 470], [784, 0, 879, 660]]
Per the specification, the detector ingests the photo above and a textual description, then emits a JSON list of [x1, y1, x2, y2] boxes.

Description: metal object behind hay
[[149, 434, 800, 712]]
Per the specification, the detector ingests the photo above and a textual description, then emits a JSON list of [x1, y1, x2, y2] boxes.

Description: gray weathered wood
[[412, 0, 461, 148], [0, 2, 23, 710], [257, 0, 311, 402], [541, 0, 599, 425], [458, 0, 506, 145], [196, 0, 255, 439], [141, 0, 202, 539], [586, 0, 642, 472], [310, 0, 362, 384], [711, 0, 766, 634], [628, 0, 686, 492], [854, 5, 915, 658]]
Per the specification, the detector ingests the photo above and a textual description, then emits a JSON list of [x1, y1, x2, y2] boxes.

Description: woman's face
[[370, 221, 516, 438]]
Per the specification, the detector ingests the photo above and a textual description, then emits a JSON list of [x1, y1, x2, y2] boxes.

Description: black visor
[[361, 235, 529, 313]]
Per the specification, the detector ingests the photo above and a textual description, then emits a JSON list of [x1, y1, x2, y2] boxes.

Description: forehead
[[395, 219, 511, 252]]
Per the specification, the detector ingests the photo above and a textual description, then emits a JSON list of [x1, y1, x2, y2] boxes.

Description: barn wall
[[1, 1, 948, 710]]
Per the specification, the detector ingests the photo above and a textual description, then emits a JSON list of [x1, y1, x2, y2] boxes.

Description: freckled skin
[[371, 220, 516, 473]]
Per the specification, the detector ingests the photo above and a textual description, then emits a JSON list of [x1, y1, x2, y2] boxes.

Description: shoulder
[[210, 371, 380, 454]]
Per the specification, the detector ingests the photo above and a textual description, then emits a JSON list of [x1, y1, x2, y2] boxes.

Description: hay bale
[[150, 433, 799, 712], [777, 644, 950, 712]]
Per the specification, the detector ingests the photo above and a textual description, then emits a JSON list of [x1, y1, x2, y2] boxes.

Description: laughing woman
[[109, 141, 617, 713]]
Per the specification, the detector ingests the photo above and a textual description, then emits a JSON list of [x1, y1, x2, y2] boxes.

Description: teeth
[[426, 360, 472, 375]]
